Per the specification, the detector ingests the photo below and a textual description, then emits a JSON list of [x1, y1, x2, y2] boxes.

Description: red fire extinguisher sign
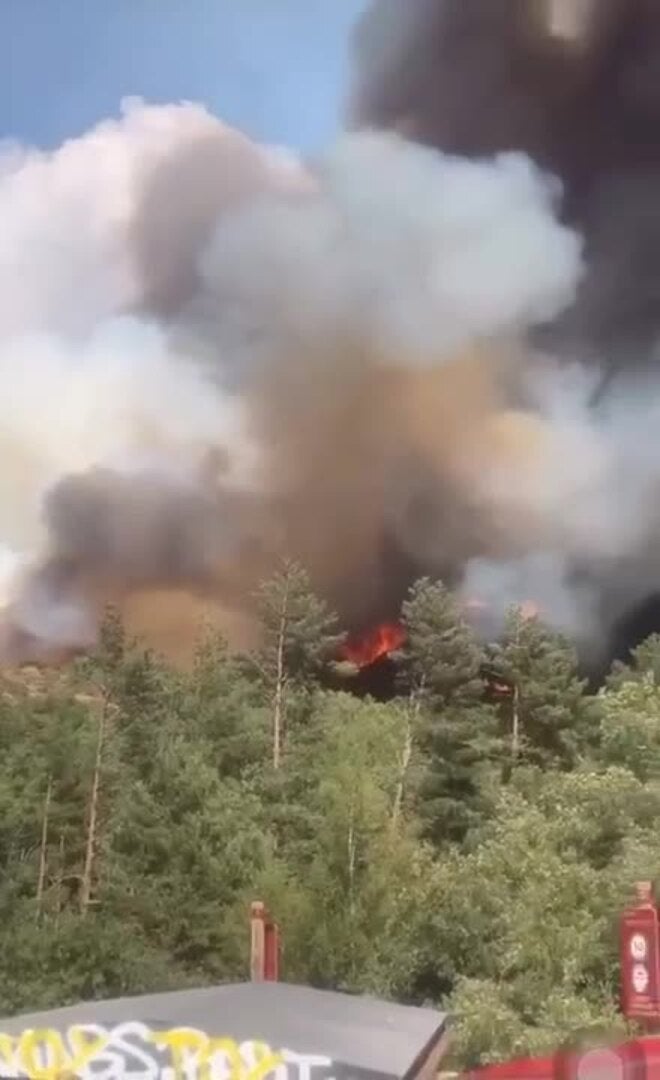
[[621, 883, 660, 1021]]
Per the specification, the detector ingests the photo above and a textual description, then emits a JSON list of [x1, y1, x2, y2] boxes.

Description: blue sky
[[0, 0, 366, 152]]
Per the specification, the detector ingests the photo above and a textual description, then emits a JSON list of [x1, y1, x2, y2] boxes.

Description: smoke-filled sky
[[0, 0, 364, 151], [0, 0, 363, 662], [5, 0, 660, 672]]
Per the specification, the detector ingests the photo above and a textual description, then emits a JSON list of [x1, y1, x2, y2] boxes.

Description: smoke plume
[[350, 0, 660, 663], [4, 0, 660, 670]]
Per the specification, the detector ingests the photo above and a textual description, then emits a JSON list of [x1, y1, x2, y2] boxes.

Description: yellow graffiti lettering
[[0, 1025, 109, 1079], [0, 1033, 15, 1074], [152, 1030, 284, 1080], [243, 1038, 285, 1080], [152, 1027, 211, 1080], [17, 1029, 67, 1080], [66, 1024, 110, 1074], [206, 1036, 245, 1080]]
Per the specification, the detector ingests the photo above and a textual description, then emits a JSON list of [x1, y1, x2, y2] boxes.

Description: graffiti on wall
[[0, 1021, 335, 1080]]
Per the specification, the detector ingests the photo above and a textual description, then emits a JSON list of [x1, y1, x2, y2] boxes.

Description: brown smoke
[[3, 47, 651, 669]]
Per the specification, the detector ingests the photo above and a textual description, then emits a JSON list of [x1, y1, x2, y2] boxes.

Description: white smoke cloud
[[459, 355, 660, 649], [1, 96, 650, 661], [0, 100, 296, 617], [200, 134, 582, 372]]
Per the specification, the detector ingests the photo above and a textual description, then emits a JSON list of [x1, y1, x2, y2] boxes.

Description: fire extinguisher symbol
[[632, 963, 649, 993], [630, 932, 648, 961]]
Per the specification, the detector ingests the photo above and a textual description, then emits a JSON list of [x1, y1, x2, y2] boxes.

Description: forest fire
[[340, 622, 405, 670]]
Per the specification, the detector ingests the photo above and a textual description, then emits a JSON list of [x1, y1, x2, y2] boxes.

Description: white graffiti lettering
[[0, 1022, 335, 1080], [279, 1050, 333, 1080]]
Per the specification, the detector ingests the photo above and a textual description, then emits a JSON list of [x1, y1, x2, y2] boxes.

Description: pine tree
[[485, 606, 593, 772], [247, 560, 344, 768], [182, 629, 271, 779], [607, 633, 660, 689], [396, 579, 501, 846], [399, 578, 485, 709]]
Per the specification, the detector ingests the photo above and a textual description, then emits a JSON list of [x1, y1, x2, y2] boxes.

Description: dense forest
[[1, 562, 659, 1069]]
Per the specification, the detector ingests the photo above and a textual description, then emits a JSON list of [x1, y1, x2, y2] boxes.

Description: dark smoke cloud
[[350, 0, 660, 662], [350, 0, 660, 372], [44, 469, 231, 585]]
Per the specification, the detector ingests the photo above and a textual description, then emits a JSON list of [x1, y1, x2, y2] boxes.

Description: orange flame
[[340, 622, 405, 669]]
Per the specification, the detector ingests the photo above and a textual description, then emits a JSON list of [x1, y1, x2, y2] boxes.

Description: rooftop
[[0, 981, 449, 1079]]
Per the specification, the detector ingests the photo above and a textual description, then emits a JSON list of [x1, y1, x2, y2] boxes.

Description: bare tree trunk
[[272, 575, 290, 771], [392, 724, 413, 826], [392, 679, 424, 827], [55, 832, 65, 927], [347, 809, 357, 917], [80, 704, 104, 915], [36, 777, 52, 922], [391, 702, 414, 828], [511, 616, 521, 765], [511, 680, 520, 763]]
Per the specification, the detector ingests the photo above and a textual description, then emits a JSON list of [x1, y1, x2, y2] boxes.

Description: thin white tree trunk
[[36, 776, 52, 921], [511, 680, 520, 762], [272, 575, 290, 770], [80, 704, 104, 915]]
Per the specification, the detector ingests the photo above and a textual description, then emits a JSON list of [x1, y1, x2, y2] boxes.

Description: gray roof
[[0, 981, 448, 1079]]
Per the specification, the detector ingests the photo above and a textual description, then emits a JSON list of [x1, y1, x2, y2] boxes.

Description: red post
[[621, 881, 660, 1025], [264, 917, 280, 982]]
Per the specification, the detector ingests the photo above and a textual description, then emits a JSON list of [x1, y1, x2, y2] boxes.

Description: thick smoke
[[4, 0, 660, 670], [0, 92, 595, 662], [351, 0, 660, 662], [0, 100, 297, 660], [350, 0, 660, 369]]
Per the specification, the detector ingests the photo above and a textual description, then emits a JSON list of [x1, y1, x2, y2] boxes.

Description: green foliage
[[608, 633, 660, 689], [486, 607, 595, 770], [447, 978, 626, 1069], [244, 559, 344, 769], [597, 675, 660, 781], [249, 559, 343, 690], [397, 578, 502, 845], [259, 692, 440, 999], [1, 572, 660, 1071], [399, 578, 485, 707]]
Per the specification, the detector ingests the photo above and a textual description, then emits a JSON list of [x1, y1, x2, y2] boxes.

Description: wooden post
[[250, 901, 266, 982], [251, 902, 280, 982]]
